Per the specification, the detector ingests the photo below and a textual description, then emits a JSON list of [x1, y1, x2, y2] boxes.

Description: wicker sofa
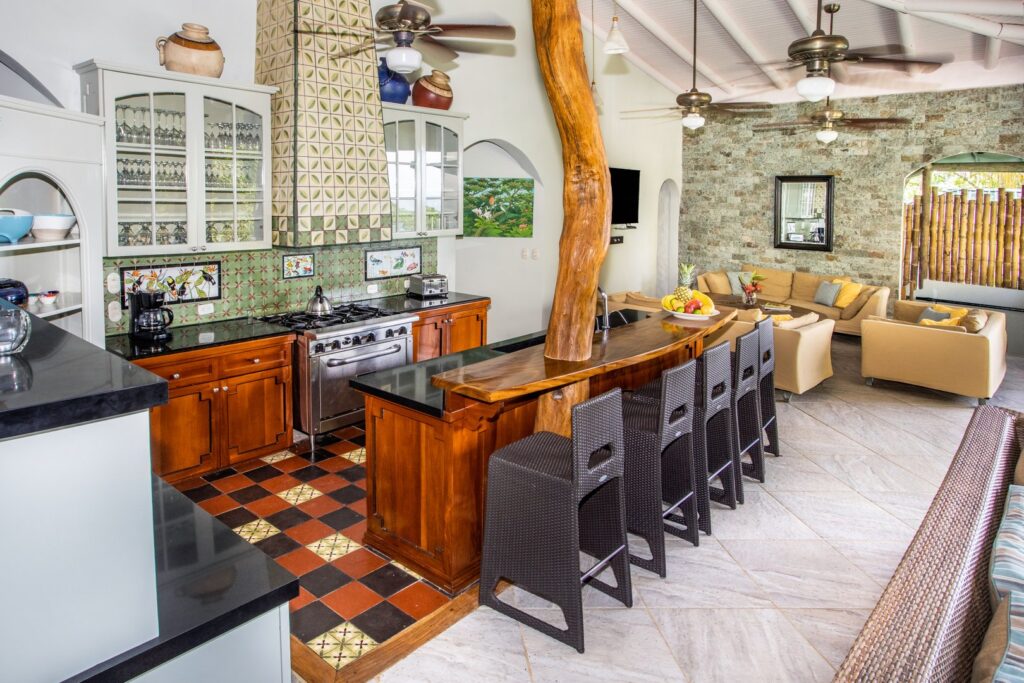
[[835, 405, 1020, 681], [696, 265, 890, 336]]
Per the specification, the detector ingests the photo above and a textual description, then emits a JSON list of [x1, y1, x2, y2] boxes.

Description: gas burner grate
[[260, 303, 391, 331]]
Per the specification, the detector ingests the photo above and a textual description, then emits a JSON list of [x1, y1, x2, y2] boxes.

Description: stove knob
[[343, 337, 351, 345], [314, 343, 325, 354], [365, 332, 376, 343], [331, 340, 342, 351], [352, 336, 362, 345], [385, 329, 394, 338], [397, 326, 408, 335]]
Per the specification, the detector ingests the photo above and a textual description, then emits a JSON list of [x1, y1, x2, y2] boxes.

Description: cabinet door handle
[[171, 372, 181, 380], [251, 357, 261, 364], [191, 246, 198, 252], [201, 245, 208, 251], [222, 385, 229, 391], [212, 387, 219, 393]]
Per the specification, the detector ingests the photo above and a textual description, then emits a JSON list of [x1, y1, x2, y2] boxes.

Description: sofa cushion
[[971, 595, 1011, 683], [814, 281, 843, 306], [840, 286, 879, 320], [963, 309, 990, 334], [775, 312, 820, 329], [833, 280, 864, 309], [726, 271, 745, 296], [742, 264, 793, 301], [624, 292, 662, 308], [792, 272, 824, 301], [788, 300, 840, 320], [735, 308, 766, 322], [703, 271, 732, 295], [990, 484, 1024, 608]]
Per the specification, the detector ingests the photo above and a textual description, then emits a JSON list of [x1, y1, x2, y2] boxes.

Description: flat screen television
[[609, 167, 640, 225]]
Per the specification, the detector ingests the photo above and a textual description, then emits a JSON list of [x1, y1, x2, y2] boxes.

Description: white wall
[[0, 1, 256, 109], [429, 1, 681, 343]]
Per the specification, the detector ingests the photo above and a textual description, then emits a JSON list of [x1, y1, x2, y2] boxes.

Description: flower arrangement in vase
[[738, 271, 766, 306]]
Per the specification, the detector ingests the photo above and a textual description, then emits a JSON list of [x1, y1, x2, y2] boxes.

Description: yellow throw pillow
[[920, 318, 964, 328], [771, 314, 793, 323], [831, 280, 863, 309]]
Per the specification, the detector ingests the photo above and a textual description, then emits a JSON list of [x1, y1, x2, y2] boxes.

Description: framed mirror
[[774, 175, 834, 252]]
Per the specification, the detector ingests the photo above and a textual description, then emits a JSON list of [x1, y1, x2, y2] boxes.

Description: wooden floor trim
[[291, 588, 481, 683]]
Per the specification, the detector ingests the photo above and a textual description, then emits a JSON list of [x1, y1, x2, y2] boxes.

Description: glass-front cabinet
[[75, 61, 274, 255], [382, 103, 467, 238]]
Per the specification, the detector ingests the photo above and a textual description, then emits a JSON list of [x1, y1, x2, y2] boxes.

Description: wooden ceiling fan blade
[[840, 117, 911, 126], [431, 24, 516, 40], [622, 106, 683, 113], [850, 56, 944, 72], [753, 121, 816, 130], [715, 109, 772, 118], [709, 101, 772, 109], [330, 37, 378, 59], [416, 34, 460, 66], [846, 44, 907, 57]]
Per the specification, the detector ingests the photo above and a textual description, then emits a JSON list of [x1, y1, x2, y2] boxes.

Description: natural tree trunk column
[[532, 0, 612, 363]]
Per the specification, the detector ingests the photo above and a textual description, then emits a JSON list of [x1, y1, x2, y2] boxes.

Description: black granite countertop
[[0, 301, 167, 440], [70, 476, 298, 682], [365, 290, 490, 315], [106, 317, 295, 361], [350, 329, 545, 416]]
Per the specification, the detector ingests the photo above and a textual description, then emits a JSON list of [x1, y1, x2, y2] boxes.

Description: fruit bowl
[[663, 306, 719, 321]]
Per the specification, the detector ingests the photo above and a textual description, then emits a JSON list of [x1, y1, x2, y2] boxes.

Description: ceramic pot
[[378, 58, 411, 104], [412, 70, 453, 110], [156, 23, 225, 78]]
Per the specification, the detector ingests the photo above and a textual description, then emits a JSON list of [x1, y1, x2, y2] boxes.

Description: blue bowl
[[0, 215, 32, 243]]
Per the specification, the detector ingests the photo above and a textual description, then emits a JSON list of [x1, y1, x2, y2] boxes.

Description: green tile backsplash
[[103, 238, 437, 335]]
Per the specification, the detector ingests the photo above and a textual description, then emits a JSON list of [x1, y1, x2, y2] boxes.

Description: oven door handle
[[324, 344, 404, 367]]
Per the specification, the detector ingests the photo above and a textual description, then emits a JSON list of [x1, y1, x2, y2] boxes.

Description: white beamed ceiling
[[578, 0, 1024, 103]]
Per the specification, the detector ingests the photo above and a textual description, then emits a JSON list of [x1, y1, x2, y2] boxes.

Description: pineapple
[[674, 263, 697, 302]]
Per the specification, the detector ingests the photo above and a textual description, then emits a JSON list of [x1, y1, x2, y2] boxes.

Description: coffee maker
[[128, 291, 174, 342]]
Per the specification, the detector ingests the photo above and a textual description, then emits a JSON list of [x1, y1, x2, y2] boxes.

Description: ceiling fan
[[622, 0, 770, 130], [318, 0, 516, 74], [752, 94, 910, 144], [779, 2, 946, 102]]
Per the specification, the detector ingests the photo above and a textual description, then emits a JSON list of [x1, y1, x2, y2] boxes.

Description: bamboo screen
[[901, 188, 1024, 299]]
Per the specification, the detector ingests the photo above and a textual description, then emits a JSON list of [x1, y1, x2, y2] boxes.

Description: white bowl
[[37, 290, 59, 306], [663, 306, 719, 321], [31, 214, 76, 241]]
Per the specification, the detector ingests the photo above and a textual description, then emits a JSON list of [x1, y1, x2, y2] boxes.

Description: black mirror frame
[[774, 175, 834, 252]]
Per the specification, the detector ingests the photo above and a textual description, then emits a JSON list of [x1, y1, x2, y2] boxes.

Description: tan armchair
[[861, 300, 1007, 403], [704, 317, 835, 399]]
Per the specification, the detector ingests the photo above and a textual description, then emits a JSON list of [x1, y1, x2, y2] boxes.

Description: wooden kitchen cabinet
[[411, 299, 489, 361], [134, 335, 293, 482]]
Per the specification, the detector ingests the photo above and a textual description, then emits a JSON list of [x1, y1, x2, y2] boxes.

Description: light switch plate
[[367, 284, 379, 294], [197, 303, 215, 316]]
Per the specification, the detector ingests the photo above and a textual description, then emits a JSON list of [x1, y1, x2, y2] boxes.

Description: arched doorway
[[656, 179, 680, 295], [900, 152, 1024, 299]]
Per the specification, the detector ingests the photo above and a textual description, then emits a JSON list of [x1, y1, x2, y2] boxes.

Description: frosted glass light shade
[[796, 75, 835, 102], [816, 127, 839, 144], [386, 46, 422, 74], [604, 17, 630, 54], [682, 112, 705, 130]]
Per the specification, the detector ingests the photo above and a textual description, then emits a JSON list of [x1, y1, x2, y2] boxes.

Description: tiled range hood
[[256, 0, 392, 247]]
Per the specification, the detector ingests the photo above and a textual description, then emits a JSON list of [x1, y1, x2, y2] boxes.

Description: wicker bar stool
[[732, 329, 766, 500], [694, 342, 738, 535], [479, 389, 633, 653], [621, 359, 700, 577], [755, 318, 781, 457]]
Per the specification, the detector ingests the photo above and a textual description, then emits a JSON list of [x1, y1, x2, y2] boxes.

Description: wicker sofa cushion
[[991, 485, 1024, 608]]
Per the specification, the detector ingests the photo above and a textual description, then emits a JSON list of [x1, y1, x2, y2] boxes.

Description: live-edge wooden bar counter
[[350, 308, 736, 593]]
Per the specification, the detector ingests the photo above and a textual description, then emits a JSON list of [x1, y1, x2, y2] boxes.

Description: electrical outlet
[[197, 303, 215, 316], [610, 235, 624, 244], [521, 248, 529, 260], [106, 272, 120, 293], [367, 283, 379, 294], [403, 279, 410, 288], [531, 249, 539, 260], [106, 300, 122, 322]]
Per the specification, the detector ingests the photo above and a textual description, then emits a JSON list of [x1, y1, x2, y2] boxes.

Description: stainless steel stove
[[260, 304, 419, 439]]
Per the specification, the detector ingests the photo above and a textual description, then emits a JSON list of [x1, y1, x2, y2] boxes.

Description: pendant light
[[678, 0, 706, 131], [604, 3, 630, 55], [815, 122, 838, 144]]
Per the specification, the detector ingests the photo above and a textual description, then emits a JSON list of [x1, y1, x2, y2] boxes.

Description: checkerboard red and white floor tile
[[174, 426, 452, 672]]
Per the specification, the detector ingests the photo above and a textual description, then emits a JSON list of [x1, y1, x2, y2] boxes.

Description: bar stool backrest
[[571, 388, 626, 504], [755, 318, 775, 379], [657, 359, 697, 453], [699, 342, 733, 416], [733, 329, 760, 400]]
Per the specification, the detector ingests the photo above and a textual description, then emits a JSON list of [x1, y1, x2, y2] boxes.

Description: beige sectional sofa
[[696, 264, 890, 336], [861, 300, 1007, 403]]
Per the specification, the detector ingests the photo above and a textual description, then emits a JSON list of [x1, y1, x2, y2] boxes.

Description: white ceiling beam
[[701, 0, 788, 90], [859, 0, 1024, 45], [613, 0, 735, 94], [895, 9, 922, 75], [985, 36, 1003, 69], [904, 0, 1023, 18], [782, 0, 818, 33], [579, 14, 689, 96]]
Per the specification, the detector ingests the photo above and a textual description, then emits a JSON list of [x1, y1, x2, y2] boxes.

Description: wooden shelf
[[0, 237, 81, 253]]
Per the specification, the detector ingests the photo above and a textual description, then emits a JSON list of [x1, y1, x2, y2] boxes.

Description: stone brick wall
[[679, 85, 1024, 291]]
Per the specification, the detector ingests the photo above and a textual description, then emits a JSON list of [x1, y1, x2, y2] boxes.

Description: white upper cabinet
[[382, 103, 467, 238], [74, 61, 275, 256]]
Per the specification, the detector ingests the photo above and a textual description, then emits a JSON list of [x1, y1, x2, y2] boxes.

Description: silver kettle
[[306, 285, 334, 316]]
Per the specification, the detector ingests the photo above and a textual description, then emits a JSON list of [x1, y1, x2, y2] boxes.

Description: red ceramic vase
[[412, 70, 453, 110]]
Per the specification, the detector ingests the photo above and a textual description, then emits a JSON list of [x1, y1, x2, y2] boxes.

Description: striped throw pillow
[[991, 485, 1024, 608]]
